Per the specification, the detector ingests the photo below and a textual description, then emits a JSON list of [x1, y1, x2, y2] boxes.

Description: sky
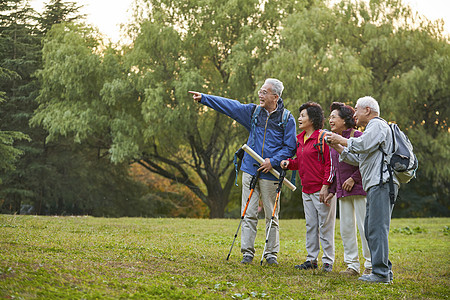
[[29, 0, 450, 44]]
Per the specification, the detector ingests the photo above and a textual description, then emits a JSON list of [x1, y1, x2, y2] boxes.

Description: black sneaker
[[266, 257, 278, 265], [294, 261, 318, 270], [241, 255, 253, 264], [322, 263, 333, 272]]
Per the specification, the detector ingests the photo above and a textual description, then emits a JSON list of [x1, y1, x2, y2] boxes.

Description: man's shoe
[[266, 257, 278, 265], [340, 268, 359, 276], [358, 273, 390, 284], [241, 255, 253, 264], [322, 263, 333, 272], [361, 269, 393, 281], [363, 268, 372, 275], [294, 261, 318, 270]]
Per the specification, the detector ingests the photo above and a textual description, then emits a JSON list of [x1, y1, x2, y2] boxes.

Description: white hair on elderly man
[[356, 96, 380, 114], [264, 78, 284, 97]]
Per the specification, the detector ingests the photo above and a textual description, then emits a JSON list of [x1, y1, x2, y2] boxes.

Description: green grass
[[0, 215, 449, 299]]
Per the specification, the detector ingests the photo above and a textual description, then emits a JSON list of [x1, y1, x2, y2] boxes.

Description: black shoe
[[266, 257, 278, 265], [294, 261, 318, 270], [241, 255, 253, 264], [322, 263, 333, 272]]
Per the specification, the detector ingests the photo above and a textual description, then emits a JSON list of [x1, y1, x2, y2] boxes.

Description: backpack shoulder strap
[[252, 105, 261, 125], [389, 123, 396, 153], [377, 120, 396, 204], [279, 108, 291, 129], [373, 116, 386, 123], [250, 105, 262, 148], [318, 130, 327, 146], [313, 130, 327, 162]]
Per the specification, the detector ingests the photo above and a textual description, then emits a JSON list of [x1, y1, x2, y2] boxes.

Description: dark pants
[[365, 182, 398, 279]]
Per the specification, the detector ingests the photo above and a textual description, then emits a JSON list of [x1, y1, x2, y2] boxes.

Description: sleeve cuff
[[287, 158, 295, 170], [339, 148, 349, 162], [346, 138, 353, 152]]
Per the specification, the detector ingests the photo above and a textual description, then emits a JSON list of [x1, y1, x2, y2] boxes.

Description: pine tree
[[0, 0, 41, 213], [1, 0, 147, 216], [39, 0, 85, 33]]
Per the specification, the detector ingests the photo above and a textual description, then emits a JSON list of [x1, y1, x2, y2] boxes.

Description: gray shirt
[[339, 117, 399, 191]]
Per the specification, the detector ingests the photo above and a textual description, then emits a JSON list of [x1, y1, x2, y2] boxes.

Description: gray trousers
[[365, 182, 397, 279], [339, 195, 371, 272], [241, 172, 279, 259], [303, 191, 336, 265]]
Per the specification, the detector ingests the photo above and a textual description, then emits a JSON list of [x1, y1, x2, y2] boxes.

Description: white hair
[[264, 78, 284, 97], [356, 96, 380, 114]]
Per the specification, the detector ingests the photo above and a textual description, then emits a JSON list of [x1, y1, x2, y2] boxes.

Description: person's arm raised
[[188, 91, 202, 102]]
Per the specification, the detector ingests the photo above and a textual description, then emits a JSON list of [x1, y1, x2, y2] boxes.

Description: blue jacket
[[200, 94, 297, 181]]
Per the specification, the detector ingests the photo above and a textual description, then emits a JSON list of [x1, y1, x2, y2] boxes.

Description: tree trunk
[[205, 174, 234, 218], [207, 190, 228, 218], [137, 157, 236, 218]]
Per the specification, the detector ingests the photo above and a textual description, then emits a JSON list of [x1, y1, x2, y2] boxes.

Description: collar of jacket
[[342, 127, 355, 138], [298, 129, 320, 141]]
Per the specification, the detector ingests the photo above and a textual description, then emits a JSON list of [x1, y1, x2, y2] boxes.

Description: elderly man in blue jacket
[[189, 78, 297, 265]]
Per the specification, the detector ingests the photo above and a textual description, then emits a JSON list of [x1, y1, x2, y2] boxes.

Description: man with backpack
[[325, 96, 398, 284], [188, 79, 297, 265]]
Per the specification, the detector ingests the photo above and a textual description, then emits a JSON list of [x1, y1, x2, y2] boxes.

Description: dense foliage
[[1, 0, 448, 217], [0, 1, 148, 217]]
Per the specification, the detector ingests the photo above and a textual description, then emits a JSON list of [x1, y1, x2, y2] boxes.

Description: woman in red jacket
[[281, 102, 335, 272]]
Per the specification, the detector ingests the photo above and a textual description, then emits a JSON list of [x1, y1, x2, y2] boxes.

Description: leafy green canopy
[[0, 0, 147, 216], [265, 0, 449, 215], [0, 1, 36, 182], [32, 0, 449, 217], [33, 0, 314, 218], [0, 130, 30, 178]]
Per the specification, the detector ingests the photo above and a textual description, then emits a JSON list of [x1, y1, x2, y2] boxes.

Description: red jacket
[[287, 130, 333, 194]]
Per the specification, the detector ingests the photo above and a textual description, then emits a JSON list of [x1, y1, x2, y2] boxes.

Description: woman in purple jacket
[[327, 102, 372, 276]]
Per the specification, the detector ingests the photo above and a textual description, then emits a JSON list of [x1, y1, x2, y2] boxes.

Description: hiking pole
[[260, 168, 286, 266], [226, 165, 262, 261]]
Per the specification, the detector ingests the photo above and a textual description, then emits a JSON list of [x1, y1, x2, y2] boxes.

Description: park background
[[1, 0, 449, 219]]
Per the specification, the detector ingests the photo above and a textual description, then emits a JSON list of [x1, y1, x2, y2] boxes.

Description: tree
[[122, 0, 317, 218], [0, 93, 30, 182], [0, 63, 30, 178], [33, 0, 315, 218], [39, 0, 85, 33], [0, 67, 30, 184], [0, 0, 43, 212], [264, 0, 449, 216], [0, 0, 146, 216], [31, 0, 449, 218]]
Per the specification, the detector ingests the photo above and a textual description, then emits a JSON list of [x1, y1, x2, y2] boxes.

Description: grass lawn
[[0, 215, 449, 299]]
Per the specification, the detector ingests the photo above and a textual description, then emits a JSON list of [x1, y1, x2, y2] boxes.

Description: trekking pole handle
[[276, 169, 286, 192], [249, 164, 261, 190]]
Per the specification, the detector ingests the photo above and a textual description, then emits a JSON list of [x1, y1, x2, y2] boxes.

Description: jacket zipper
[[261, 112, 270, 157]]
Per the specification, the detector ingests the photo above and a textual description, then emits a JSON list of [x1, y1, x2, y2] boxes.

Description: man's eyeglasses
[[258, 89, 277, 96]]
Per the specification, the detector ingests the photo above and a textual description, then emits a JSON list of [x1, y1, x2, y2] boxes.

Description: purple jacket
[[329, 128, 367, 199]]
